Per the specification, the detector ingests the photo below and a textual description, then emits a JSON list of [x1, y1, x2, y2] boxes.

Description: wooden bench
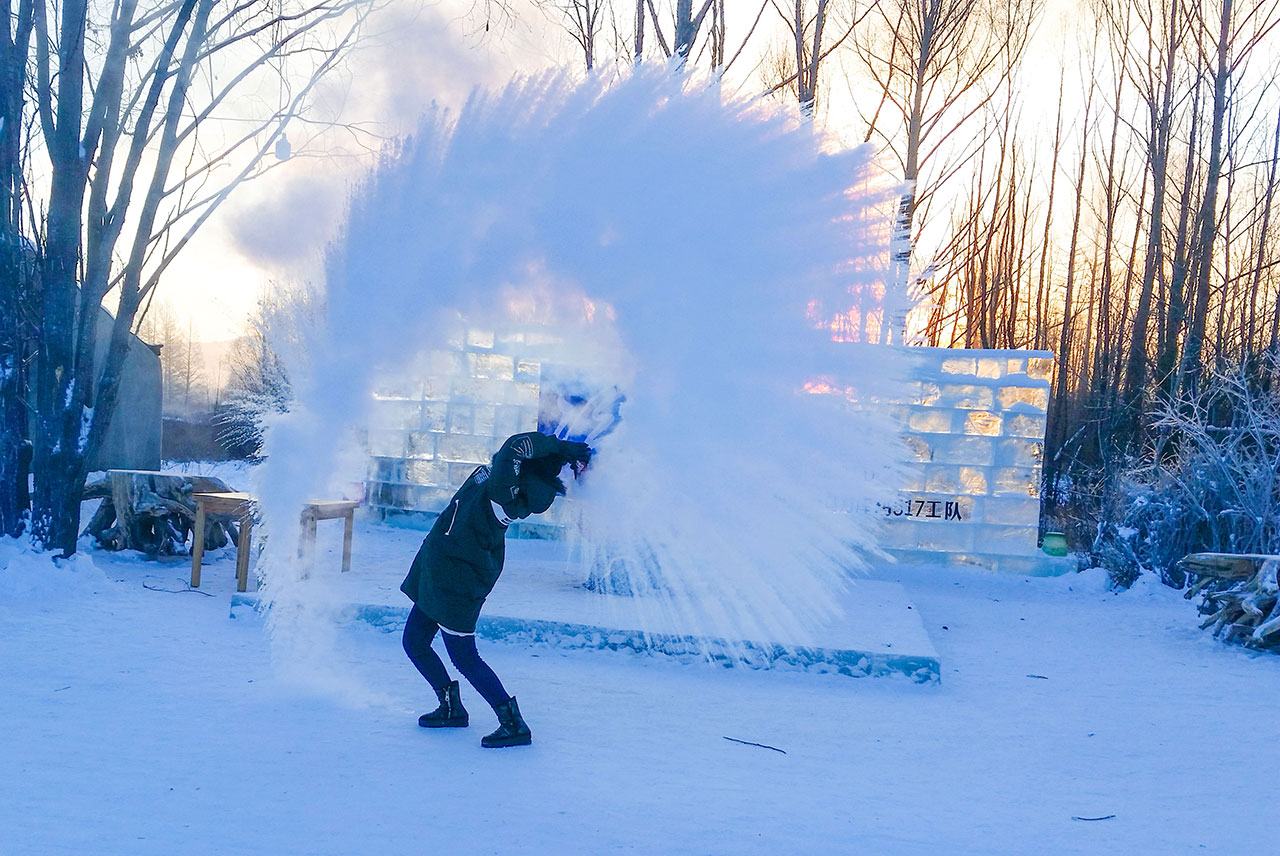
[[189, 494, 360, 592], [299, 500, 360, 573]]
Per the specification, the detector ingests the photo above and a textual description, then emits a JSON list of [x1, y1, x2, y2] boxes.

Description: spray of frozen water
[[255, 67, 910, 679]]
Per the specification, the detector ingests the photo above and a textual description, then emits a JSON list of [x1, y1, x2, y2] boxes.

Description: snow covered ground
[[3, 516, 1279, 855]]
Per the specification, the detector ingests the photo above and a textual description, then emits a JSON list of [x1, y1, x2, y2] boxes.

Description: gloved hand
[[559, 440, 592, 467], [558, 440, 592, 479]]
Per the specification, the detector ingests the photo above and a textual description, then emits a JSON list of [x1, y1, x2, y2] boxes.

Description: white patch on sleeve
[[490, 500, 513, 526]]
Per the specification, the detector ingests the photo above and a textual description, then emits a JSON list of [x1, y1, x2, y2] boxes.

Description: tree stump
[[82, 470, 240, 558]]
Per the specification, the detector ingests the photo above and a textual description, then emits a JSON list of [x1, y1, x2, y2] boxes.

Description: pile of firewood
[[83, 471, 239, 558], [1181, 553, 1280, 650]]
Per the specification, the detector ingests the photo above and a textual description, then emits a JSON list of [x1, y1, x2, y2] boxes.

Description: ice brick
[[372, 377, 421, 400], [908, 408, 953, 433], [436, 434, 494, 463], [940, 384, 995, 409], [898, 463, 928, 491], [992, 467, 1040, 497], [516, 359, 541, 383], [474, 404, 497, 435], [471, 353, 515, 380], [431, 349, 465, 375], [1027, 356, 1054, 380], [975, 524, 1038, 555], [405, 432, 436, 460], [446, 404, 474, 434], [452, 377, 512, 404], [958, 466, 988, 495], [915, 525, 975, 552], [997, 385, 1049, 412], [931, 435, 996, 466], [465, 329, 495, 350], [976, 358, 1002, 379], [983, 496, 1041, 527], [449, 462, 482, 484], [964, 411, 1002, 436], [995, 438, 1043, 467], [941, 356, 977, 375], [406, 460, 449, 486], [422, 401, 447, 432], [422, 375, 450, 400], [505, 382, 541, 406], [367, 429, 407, 458], [924, 466, 960, 493], [913, 382, 941, 406], [370, 400, 421, 431], [903, 436, 933, 462], [1004, 412, 1048, 439]]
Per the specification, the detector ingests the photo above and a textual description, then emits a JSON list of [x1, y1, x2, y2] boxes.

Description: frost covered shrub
[[216, 293, 306, 459], [1093, 359, 1280, 588]]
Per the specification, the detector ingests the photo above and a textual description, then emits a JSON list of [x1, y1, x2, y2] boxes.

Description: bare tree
[[855, 0, 1043, 339], [9, 0, 379, 555], [1118, 0, 1191, 424], [0, 2, 37, 536], [138, 301, 207, 415], [1178, 0, 1280, 399], [541, 0, 609, 70], [761, 1, 873, 117]]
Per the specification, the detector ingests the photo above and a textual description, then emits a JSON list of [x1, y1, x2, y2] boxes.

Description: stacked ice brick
[[366, 328, 543, 519], [877, 347, 1063, 574]]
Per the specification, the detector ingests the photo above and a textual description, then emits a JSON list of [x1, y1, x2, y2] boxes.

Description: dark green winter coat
[[400, 432, 586, 633]]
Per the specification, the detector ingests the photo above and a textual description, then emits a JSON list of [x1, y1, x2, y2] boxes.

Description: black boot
[[481, 696, 532, 748], [419, 680, 468, 728]]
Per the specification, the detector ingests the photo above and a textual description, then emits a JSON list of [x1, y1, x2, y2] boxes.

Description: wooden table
[[299, 500, 360, 573], [191, 492, 256, 592], [189, 495, 360, 591]]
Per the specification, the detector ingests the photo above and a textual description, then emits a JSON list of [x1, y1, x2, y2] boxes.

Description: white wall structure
[[366, 336, 1070, 572], [876, 346, 1071, 575]]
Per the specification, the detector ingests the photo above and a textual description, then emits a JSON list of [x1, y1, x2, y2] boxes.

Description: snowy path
[[3, 541, 1278, 855]]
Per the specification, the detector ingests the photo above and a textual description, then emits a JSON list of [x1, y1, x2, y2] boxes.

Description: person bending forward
[[400, 431, 591, 748]]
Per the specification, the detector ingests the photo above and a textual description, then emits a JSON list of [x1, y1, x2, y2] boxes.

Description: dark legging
[[402, 606, 511, 711]]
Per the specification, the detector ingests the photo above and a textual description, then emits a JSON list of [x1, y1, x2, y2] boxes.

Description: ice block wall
[[366, 336, 1068, 571], [365, 328, 544, 525], [877, 347, 1064, 574]]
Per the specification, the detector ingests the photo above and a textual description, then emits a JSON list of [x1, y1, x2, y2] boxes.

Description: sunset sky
[[165, 0, 1079, 343]]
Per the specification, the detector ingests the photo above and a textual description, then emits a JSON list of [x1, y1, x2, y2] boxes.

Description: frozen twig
[[723, 736, 787, 754], [142, 580, 215, 597]]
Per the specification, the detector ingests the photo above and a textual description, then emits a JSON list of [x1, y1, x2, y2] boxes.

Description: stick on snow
[[723, 737, 786, 754]]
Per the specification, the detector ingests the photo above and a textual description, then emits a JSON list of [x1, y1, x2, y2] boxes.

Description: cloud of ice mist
[[257, 66, 912, 675], [220, 0, 524, 277]]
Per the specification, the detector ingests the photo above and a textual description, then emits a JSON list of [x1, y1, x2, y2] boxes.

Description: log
[[1178, 553, 1270, 580], [1186, 553, 1280, 652], [83, 470, 236, 557]]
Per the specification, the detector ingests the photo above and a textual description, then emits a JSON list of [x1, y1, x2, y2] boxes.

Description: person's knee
[[403, 609, 436, 657], [401, 625, 416, 657], [441, 632, 480, 670]]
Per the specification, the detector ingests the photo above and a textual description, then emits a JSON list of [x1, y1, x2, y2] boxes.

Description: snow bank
[[0, 535, 109, 601]]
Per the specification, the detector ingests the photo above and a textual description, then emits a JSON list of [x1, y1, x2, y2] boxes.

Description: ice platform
[[231, 536, 941, 683]]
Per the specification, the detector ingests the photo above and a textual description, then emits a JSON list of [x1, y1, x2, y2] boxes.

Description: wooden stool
[[299, 500, 360, 573], [191, 492, 256, 592]]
